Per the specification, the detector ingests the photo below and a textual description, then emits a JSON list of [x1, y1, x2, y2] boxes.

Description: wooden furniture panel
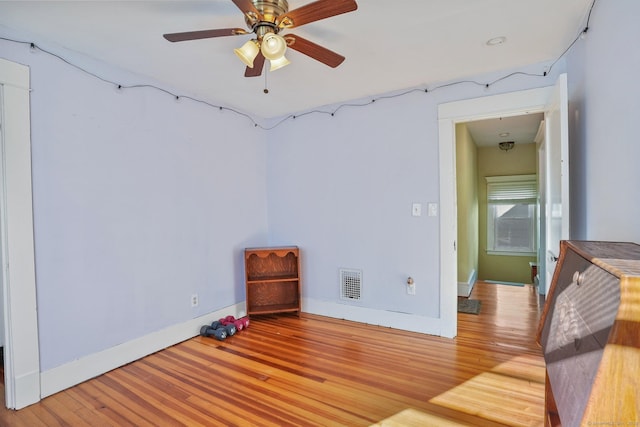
[[245, 246, 300, 316], [537, 240, 640, 426]]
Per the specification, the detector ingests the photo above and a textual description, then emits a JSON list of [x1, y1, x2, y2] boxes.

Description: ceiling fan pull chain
[[264, 67, 269, 94]]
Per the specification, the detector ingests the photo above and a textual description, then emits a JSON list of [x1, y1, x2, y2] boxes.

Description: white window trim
[[486, 174, 537, 256], [486, 174, 536, 183], [487, 250, 538, 257]]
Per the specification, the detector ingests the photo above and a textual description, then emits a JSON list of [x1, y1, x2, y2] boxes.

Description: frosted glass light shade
[[269, 55, 290, 71], [234, 40, 259, 68], [261, 33, 287, 60]]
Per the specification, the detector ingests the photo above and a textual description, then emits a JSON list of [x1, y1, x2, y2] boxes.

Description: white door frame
[[437, 84, 556, 338], [0, 58, 41, 409], [535, 121, 547, 295], [542, 75, 570, 296]]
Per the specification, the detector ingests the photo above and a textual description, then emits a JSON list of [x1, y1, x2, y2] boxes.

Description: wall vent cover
[[340, 269, 362, 301]]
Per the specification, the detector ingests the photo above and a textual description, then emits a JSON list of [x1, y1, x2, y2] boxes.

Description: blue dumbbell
[[200, 324, 227, 341], [212, 320, 237, 337]]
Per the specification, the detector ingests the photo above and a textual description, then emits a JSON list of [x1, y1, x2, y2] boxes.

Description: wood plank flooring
[[0, 281, 545, 426]]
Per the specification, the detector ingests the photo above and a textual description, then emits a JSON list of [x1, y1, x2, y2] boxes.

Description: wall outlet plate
[[191, 294, 199, 307]]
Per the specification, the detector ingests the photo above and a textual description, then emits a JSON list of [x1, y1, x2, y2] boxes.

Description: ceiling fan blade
[[231, 0, 262, 21], [277, 0, 357, 29], [245, 51, 265, 77], [163, 28, 248, 42], [285, 34, 345, 68]]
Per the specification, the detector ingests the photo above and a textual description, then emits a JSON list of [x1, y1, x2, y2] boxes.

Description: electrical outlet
[[191, 294, 199, 307], [407, 283, 416, 295]]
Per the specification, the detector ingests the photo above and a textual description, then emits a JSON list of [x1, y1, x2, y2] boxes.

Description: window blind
[[486, 175, 537, 204]]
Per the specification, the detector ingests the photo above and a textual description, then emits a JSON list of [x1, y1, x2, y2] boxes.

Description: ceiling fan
[[163, 0, 358, 77]]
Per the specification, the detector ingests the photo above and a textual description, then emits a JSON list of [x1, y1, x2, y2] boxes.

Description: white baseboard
[[40, 303, 245, 399], [302, 298, 442, 336], [457, 269, 477, 297], [14, 370, 41, 409], [40, 298, 445, 399]]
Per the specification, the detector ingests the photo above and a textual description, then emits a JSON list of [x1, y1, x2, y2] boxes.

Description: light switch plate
[[412, 203, 422, 217], [428, 203, 438, 217]]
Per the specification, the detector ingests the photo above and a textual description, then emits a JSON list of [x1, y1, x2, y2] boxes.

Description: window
[[486, 175, 537, 255]]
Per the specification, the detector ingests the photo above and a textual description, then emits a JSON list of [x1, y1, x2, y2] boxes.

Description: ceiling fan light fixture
[[261, 32, 287, 61], [234, 40, 260, 68], [269, 55, 291, 71], [499, 141, 515, 151]]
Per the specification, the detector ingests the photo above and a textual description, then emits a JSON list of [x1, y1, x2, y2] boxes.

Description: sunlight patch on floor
[[370, 408, 469, 427], [429, 355, 545, 427]]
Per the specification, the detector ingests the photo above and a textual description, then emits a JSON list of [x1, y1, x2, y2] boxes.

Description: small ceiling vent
[[340, 268, 362, 301]]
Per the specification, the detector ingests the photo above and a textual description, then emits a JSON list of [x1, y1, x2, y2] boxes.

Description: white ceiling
[[0, 0, 592, 119], [465, 113, 544, 147]]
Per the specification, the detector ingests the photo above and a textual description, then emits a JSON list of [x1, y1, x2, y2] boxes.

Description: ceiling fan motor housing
[[246, 0, 289, 37]]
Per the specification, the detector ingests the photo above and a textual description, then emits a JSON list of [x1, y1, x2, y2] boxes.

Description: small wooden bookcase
[[244, 246, 301, 317]]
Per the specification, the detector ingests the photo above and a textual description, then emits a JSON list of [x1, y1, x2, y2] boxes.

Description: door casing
[[0, 58, 41, 409], [438, 78, 568, 337]]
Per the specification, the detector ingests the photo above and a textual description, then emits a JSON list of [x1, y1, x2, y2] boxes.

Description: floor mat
[[457, 298, 481, 315]]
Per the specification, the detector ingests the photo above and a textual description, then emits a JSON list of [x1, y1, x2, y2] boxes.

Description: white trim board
[[457, 269, 477, 297], [302, 298, 442, 336], [43, 298, 443, 398], [40, 303, 245, 399], [0, 57, 41, 410]]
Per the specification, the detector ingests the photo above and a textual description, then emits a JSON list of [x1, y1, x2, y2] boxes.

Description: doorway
[[456, 113, 543, 296], [437, 77, 569, 338]]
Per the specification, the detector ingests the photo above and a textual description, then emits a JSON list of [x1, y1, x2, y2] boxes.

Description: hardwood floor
[[0, 282, 545, 426]]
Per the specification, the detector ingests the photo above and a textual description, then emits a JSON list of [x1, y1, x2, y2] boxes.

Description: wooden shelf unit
[[244, 246, 301, 317]]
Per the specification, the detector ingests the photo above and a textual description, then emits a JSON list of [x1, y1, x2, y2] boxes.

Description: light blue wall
[[267, 95, 441, 315], [267, 65, 565, 321], [1, 40, 269, 371], [6, 0, 628, 371], [566, 0, 640, 242]]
